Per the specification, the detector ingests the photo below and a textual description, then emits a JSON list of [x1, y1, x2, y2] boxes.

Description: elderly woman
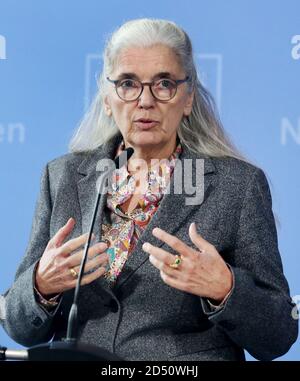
[[1, 18, 298, 361]]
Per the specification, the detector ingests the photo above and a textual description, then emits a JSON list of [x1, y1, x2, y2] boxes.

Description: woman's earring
[[105, 107, 112, 116]]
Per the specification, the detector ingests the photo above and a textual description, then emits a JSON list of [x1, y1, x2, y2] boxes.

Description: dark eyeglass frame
[[106, 76, 190, 102]]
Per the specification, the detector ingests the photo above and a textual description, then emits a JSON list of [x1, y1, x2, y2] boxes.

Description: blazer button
[[32, 316, 43, 327]]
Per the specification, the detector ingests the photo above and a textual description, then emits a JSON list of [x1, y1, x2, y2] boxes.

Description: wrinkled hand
[[142, 222, 233, 302], [35, 218, 109, 296]]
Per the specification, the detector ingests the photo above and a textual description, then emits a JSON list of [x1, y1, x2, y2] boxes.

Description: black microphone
[[65, 147, 134, 342]]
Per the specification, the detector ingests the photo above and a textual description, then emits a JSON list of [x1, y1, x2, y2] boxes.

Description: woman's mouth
[[134, 119, 159, 130]]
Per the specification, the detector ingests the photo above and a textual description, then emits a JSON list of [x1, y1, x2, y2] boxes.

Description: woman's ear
[[104, 96, 112, 116], [183, 90, 194, 116]]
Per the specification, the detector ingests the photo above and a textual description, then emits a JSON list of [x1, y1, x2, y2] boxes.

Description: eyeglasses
[[106, 76, 190, 102]]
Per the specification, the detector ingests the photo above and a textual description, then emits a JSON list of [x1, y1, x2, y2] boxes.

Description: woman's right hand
[[35, 217, 109, 297]]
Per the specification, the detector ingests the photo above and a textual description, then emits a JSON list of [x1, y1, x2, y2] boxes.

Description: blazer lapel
[[76, 134, 122, 240], [76, 134, 123, 295]]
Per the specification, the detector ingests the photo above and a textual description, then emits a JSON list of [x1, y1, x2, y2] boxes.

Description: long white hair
[[69, 18, 244, 160]]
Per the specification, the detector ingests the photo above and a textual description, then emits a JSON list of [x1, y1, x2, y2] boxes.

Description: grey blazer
[[1, 133, 298, 361]]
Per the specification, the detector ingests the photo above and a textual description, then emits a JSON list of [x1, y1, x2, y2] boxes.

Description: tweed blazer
[[1, 133, 298, 361]]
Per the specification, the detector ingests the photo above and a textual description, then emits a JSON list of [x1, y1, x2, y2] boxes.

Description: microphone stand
[[1, 147, 134, 361], [66, 147, 134, 343]]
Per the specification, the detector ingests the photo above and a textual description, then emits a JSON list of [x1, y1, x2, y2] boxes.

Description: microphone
[[65, 146, 134, 342]]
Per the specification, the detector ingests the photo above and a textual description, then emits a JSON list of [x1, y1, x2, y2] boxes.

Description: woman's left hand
[[142, 222, 233, 302]]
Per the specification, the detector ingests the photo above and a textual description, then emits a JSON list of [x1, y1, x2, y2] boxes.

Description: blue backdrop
[[0, 0, 299, 360]]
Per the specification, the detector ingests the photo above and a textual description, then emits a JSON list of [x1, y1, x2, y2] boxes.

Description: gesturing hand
[[142, 222, 233, 302], [35, 218, 109, 297]]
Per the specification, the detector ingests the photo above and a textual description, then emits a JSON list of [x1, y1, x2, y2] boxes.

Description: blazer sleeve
[[201, 168, 298, 360], [1, 164, 61, 347]]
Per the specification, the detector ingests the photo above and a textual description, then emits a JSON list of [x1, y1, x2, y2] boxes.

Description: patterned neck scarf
[[102, 139, 182, 285]]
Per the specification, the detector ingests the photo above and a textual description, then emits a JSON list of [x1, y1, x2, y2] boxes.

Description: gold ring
[[169, 255, 182, 269], [69, 268, 78, 278]]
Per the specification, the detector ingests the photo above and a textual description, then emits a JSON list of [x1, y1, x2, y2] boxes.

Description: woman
[[1, 18, 298, 361]]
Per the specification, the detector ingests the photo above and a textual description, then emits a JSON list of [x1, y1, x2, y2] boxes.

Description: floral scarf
[[102, 139, 182, 285]]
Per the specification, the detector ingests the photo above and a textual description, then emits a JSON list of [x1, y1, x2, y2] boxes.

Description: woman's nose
[[137, 85, 156, 108]]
